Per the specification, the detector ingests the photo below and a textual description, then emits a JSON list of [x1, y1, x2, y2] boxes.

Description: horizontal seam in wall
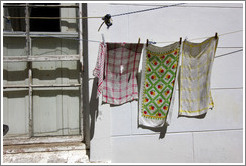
[[175, 87, 243, 91], [165, 128, 244, 134], [111, 128, 243, 138]]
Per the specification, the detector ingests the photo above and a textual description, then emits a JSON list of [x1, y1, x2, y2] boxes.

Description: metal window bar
[[3, 3, 83, 140], [3, 4, 79, 8]]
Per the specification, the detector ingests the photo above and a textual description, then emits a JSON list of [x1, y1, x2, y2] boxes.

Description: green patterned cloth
[[139, 42, 181, 127]]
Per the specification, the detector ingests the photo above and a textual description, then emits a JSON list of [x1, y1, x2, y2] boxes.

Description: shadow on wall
[[89, 72, 169, 140], [139, 124, 169, 139], [89, 69, 208, 140], [89, 77, 99, 140], [136, 71, 169, 139]]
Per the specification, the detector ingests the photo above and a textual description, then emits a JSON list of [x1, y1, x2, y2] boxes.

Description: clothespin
[[215, 32, 218, 39], [98, 14, 113, 32], [146, 39, 149, 47], [179, 37, 182, 45], [101, 34, 105, 45], [103, 14, 113, 28], [138, 38, 140, 45]]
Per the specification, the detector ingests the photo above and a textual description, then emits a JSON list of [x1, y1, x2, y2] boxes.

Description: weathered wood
[[3, 85, 29, 88], [28, 66, 33, 138], [3, 55, 80, 62], [28, 55, 80, 61], [3, 3, 82, 139], [82, 3, 90, 149], [78, 3, 84, 140], [3, 135, 83, 145], [3, 32, 79, 38], [3, 56, 28, 62], [3, 84, 81, 88], [25, 3, 33, 138], [4, 4, 79, 8]]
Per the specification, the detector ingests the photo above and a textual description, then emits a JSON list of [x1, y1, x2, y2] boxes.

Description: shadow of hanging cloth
[[3, 124, 9, 136], [138, 123, 168, 139], [178, 113, 207, 119]]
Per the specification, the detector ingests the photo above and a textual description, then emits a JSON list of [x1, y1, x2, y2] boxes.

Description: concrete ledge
[[3, 136, 89, 163], [3, 150, 89, 163], [3, 142, 86, 154]]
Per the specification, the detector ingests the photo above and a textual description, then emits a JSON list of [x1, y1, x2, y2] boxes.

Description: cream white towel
[[179, 36, 219, 116]]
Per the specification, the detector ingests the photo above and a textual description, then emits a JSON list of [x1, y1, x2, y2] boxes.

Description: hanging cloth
[[179, 36, 218, 116], [103, 42, 143, 105], [93, 42, 107, 98], [139, 42, 181, 128]]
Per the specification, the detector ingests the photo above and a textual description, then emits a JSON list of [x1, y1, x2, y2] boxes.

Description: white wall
[[87, 2, 244, 163]]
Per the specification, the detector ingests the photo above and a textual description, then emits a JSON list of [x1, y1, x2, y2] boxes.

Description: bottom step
[[3, 150, 89, 163], [3, 136, 89, 163]]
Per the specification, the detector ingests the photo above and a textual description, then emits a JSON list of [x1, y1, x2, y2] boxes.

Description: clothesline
[[111, 3, 186, 17], [214, 49, 243, 59], [4, 3, 243, 20], [111, 3, 243, 9], [32, 29, 243, 45], [155, 30, 244, 43], [8, 29, 243, 59], [25, 29, 243, 59], [3, 3, 186, 20]]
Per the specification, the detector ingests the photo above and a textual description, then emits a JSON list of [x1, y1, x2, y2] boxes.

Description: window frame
[[2, 3, 84, 139]]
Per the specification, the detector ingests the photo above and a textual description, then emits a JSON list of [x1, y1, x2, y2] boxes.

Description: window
[[4, 3, 61, 32], [3, 3, 82, 138], [30, 3, 60, 32], [4, 3, 25, 31]]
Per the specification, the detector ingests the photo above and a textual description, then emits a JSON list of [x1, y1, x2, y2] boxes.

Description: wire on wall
[[30, 29, 243, 45], [215, 49, 243, 59], [110, 3, 243, 9], [156, 30, 244, 44], [111, 3, 186, 17], [17, 29, 243, 59], [3, 3, 186, 20], [3, 3, 243, 59]]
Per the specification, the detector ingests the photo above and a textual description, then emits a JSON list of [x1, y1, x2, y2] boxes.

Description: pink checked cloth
[[93, 42, 107, 98], [103, 43, 143, 105]]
